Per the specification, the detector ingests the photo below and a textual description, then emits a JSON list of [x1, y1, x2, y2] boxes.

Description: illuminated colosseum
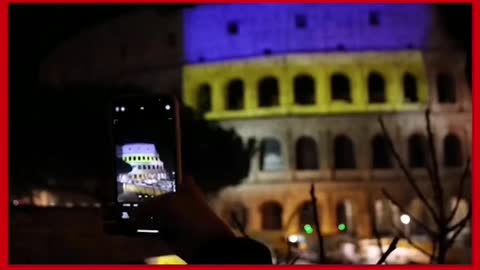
[[182, 4, 471, 251]]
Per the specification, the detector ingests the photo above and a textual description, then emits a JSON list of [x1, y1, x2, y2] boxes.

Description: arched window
[[331, 73, 351, 102], [408, 134, 427, 168], [226, 79, 244, 110], [336, 200, 354, 234], [294, 75, 315, 105], [298, 201, 319, 231], [227, 203, 248, 230], [368, 72, 386, 103], [258, 77, 279, 107], [334, 135, 356, 169], [296, 136, 319, 170], [260, 201, 283, 230], [437, 73, 456, 103], [403, 73, 418, 103], [444, 134, 463, 167], [372, 135, 392, 169], [197, 83, 212, 114], [259, 138, 283, 171]]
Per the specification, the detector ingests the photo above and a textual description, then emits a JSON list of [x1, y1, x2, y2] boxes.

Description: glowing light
[[288, 235, 299, 243], [400, 214, 411, 225], [137, 229, 159, 234], [115, 107, 119, 112], [145, 255, 187, 265], [338, 223, 347, 232], [140, 106, 144, 110], [12, 200, 19, 206], [165, 105, 171, 110], [120, 106, 125, 112], [304, 224, 314, 234]]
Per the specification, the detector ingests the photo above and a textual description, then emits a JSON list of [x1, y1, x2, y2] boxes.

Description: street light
[[400, 214, 411, 225]]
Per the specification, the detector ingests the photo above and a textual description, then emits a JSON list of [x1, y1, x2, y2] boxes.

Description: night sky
[[8, 4, 471, 193]]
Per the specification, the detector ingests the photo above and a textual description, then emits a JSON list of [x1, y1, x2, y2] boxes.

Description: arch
[[408, 198, 430, 235], [197, 83, 212, 114], [403, 72, 419, 103], [368, 72, 386, 103], [336, 200, 354, 234], [298, 201, 320, 231], [295, 136, 319, 170], [437, 73, 456, 103], [371, 134, 392, 169], [258, 76, 279, 107], [225, 79, 245, 110], [259, 138, 283, 171], [260, 201, 283, 230], [331, 73, 351, 102], [374, 199, 394, 236], [408, 134, 427, 168], [334, 135, 356, 169], [294, 74, 315, 105], [226, 203, 248, 230], [444, 134, 463, 167]]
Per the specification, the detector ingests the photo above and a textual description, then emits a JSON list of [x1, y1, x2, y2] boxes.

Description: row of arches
[[259, 133, 464, 172], [226, 197, 469, 236], [195, 72, 456, 113]]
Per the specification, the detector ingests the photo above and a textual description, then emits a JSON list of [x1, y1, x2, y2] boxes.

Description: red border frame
[[1, 0, 476, 269]]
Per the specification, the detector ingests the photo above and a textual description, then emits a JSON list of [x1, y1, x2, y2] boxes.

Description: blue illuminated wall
[[183, 4, 433, 64]]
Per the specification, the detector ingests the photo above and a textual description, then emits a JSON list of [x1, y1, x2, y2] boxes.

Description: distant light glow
[[165, 105, 171, 110], [12, 200, 19, 206], [400, 214, 411, 225], [304, 224, 314, 234], [288, 235, 299, 243], [115, 107, 119, 112], [338, 223, 347, 232], [120, 106, 125, 112], [140, 106, 144, 110], [137, 229, 159, 234]]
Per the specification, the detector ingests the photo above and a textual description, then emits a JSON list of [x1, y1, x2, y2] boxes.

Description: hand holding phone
[[104, 95, 183, 236]]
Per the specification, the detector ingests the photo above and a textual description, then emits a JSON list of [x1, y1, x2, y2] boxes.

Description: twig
[[232, 212, 249, 238], [430, 241, 438, 264], [310, 183, 326, 263], [392, 224, 433, 259], [367, 196, 387, 264], [425, 109, 444, 217], [288, 255, 300, 265], [382, 189, 437, 237], [447, 157, 471, 223], [447, 205, 471, 248], [378, 117, 440, 224], [376, 236, 400, 265]]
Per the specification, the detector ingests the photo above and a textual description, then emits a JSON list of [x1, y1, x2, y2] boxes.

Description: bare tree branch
[[392, 224, 433, 260], [382, 189, 437, 237], [288, 255, 300, 265], [232, 212, 249, 238], [310, 183, 326, 263], [447, 220, 469, 249], [430, 242, 437, 264], [424, 110, 445, 219], [367, 196, 387, 263], [378, 117, 440, 224], [376, 236, 400, 265], [447, 157, 471, 223]]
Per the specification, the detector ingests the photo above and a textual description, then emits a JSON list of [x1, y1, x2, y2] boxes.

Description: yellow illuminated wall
[[183, 51, 429, 120]]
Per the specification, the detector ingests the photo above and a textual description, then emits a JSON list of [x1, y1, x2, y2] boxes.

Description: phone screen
[[110, 95, 180, 230]]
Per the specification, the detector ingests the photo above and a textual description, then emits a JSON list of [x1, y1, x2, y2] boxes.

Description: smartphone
[[103, 94, 182, 235]]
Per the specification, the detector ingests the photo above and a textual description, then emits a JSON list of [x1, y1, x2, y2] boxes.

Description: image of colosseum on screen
[[116, 143, 176, 202]]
